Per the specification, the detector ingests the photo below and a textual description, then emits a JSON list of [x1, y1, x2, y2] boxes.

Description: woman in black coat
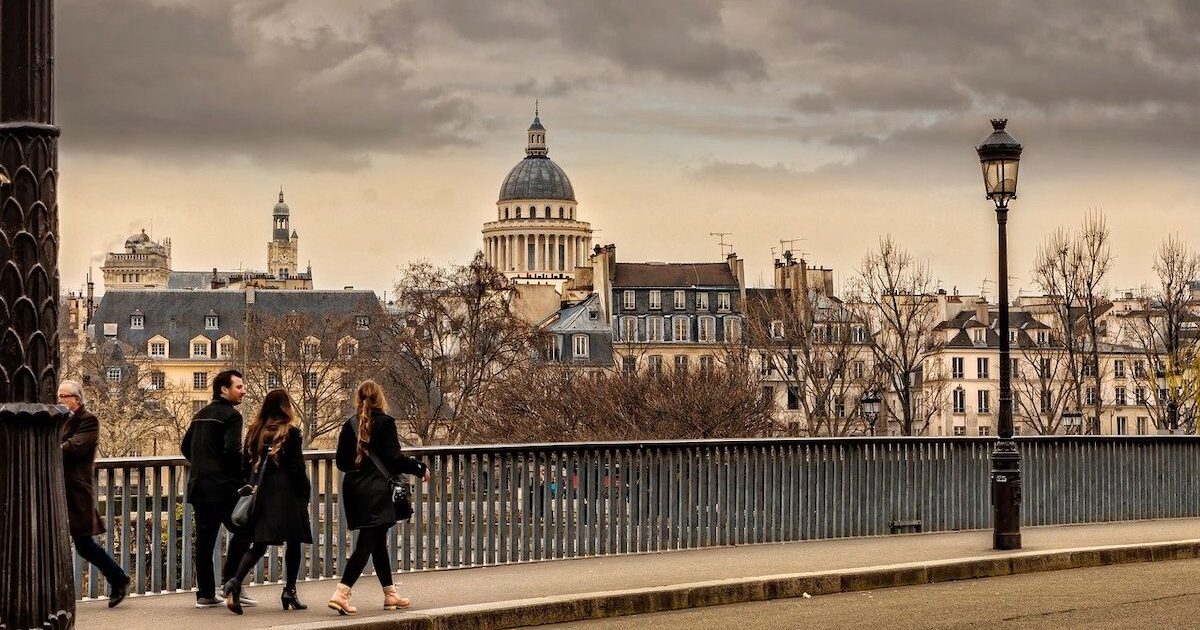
[[327, 380, 427, 615], [222, 389, 313, 614]]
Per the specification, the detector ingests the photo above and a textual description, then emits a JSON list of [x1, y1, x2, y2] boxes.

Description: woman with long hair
[[222, 389, 313, 614], [328, 380, 427, 615]]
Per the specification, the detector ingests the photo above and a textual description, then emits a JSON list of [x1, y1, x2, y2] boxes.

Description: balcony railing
[[76, 436, 1200, 599]]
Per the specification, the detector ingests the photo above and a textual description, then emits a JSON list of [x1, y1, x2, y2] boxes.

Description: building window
[[698, 317, 715, 343], [340, 341, 357, 358], [674, 355, 688, 372], [205, 315, 219, 330], [786, 386, 800, 410], [696, 292, 709, 310], [700, 355, 715, 373], [977, 389, 990, 413], [1135, 387, 1146, 405], [953, 387, 965, 414], [1037, 330, 1047, 345], [1133, 361, 1145, 378], [573, 334, 589, 358], [302, 340, 320, 359], [1114, 360, 1125, 378], [1008, 330, 1017, 342], [1116, 416, 1127, 435], [106, 367, 122, 382], [717, 292, 731, 311], [355, 316, 370, 330], [306, 372, 318, 389], [192, 400, 207, 414], [1082, 361, 1096, 378], [623, 290, 635, 311], [1040, 358, 1052, 379], [647, 317, 664, 342], [620, 317, 638, 342], [673, 290, 686, 310], [149, 371, 165, 390], [559, 207, 564, 218], [762, 386, 774, 409], [951, 357, 964, 379], [1115, 386, 1127, 406], [648, 355, 663, 375], [267, 373, 281, 389], [1137, 416, 1148, 434], [1040, 389, 1051, 413], [953, 426, 966, 436], [978, 426, 992, 436], [649, 290, 662, 310], [759, 352, 772, 376], [977, 357, 989, 379], [851, 325, 866, 343], [622, 357, 636, 374], [770, 320, 784, 340], [853, 361, 865, 380], [130, 315, 144, 330], [149, 341, 166, 358], [192, 341, 209, 358], [218, 342, 234, 358], [973, 328, 984, 343], [833, 396, 845, 417], [673, 317, 690, 342], [193, 372, 208, 390], [724, 317, 742, 342]]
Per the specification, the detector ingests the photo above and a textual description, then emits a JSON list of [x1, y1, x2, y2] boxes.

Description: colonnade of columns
[[484, 233, 591, 274]]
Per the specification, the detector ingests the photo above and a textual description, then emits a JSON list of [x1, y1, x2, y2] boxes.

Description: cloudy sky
[[57, 0, 1200, 297]]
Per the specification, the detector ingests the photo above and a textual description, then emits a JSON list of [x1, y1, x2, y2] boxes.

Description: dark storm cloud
[[57, 0, 477, 168]]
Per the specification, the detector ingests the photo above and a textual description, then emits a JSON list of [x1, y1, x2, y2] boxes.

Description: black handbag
[[350, 417, 414, 522], [231, 457, 268, 528]]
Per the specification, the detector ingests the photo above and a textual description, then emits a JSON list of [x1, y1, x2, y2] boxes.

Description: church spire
[[526, 103, 547, 157]]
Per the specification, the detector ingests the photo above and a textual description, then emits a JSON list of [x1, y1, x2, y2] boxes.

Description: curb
[[278, 539, 1200, 630]]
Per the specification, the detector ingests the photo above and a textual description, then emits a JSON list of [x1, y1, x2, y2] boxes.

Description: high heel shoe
[[281, 587, 307, 610], [223, 579, 243, 615]]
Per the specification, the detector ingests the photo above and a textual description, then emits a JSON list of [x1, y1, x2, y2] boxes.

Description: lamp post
[[1062, 409, 1083, 435], [861, 390, 882, 436], [977, 118, 1023, 550]]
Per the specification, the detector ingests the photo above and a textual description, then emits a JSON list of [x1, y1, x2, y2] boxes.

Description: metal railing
[[76, 436, 1200, 599]]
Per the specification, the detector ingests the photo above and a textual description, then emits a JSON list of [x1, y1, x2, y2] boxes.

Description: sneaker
[[195, 596, 222, 608]]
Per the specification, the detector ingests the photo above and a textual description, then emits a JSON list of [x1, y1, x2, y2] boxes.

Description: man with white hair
[[59, 380, 131, 607]]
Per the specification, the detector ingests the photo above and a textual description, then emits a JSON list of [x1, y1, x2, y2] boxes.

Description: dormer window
[[770, 320, 784, 339], [973, 329, 984, 343], [205, 314, 219, 330], [355, 316, 370, 330], [674, 290, 686, 310], [588, 308, 598, 320], [130, 314, 144, 330], [717, 292, 731, 311], [192, 341, 209, 358]]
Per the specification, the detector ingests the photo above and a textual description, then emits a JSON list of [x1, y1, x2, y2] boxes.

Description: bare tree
[[365, 252, 547, 444], [1031, 212, 1112, 433], [852, 237, 945, 435], [69, 343, 174, 457], [232, 311, 371, 446], [1122, 236, 1200, 433], [1011, 342, 1075, 435], [744, 288, 873, 436]]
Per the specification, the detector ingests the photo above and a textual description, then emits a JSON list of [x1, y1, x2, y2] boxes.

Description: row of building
[[68, 111, 1195, 441]]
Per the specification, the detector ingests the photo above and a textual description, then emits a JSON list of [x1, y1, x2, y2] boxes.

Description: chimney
[[975, 297, 989, 326], [85, 268, 95, 325], [728, 251, 746, 304], [245, 286, 256, 304]]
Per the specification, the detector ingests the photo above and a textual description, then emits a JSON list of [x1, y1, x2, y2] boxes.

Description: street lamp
[[861, 390, 882, 436], [1062, 409, 1083, 435], [977, 118, 1023, 551]]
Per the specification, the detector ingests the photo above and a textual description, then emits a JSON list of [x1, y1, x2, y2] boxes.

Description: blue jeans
[[72, 535, 128, 586]]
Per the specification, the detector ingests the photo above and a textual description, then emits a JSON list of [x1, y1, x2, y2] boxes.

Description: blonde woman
[[328, 380, 428, 614], [222, 389, 312, 614]]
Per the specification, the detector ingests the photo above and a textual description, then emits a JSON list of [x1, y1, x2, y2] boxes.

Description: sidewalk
[[76, 518, 1200, 630]]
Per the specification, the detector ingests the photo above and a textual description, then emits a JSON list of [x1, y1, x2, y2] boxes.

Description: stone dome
[[125, 230, 151, 247], [498, 156, 575, 202], [273, 189, 290, 216]]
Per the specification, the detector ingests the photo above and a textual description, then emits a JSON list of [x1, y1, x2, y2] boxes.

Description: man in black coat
[[181, 370, 253, 608], [59, 380, 131, 608]]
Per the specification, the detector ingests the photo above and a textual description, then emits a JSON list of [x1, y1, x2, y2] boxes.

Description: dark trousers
[[193, 501, 250, 599], [339, 525, 393, 588], [72, 535, 128, 586], [234, 541, 302, 589]]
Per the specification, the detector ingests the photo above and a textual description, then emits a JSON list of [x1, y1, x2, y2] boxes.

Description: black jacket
[[336, 410, 425, 530], [61, 407, 105, 536], [181, 398, 244, 506], [242, 426, 313, 544]]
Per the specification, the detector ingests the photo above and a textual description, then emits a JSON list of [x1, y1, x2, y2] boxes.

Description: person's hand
[[422, 470, 430, 482]]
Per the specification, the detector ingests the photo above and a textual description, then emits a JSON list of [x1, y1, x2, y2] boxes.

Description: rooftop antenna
[[779, 237, 806, 262], [978, 278, 993, 299], [709, 232, 733, 257]]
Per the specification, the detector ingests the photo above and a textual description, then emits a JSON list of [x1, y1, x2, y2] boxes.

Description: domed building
[[101, 229, 173, 289], [482, 111, 594, 287]]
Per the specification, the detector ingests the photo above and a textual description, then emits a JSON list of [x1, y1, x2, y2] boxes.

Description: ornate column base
[[0, 403, 74, 630], [990, 439, 1022, 550]]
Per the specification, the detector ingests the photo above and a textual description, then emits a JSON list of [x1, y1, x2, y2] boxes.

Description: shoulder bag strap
[[350, 416, 400, 483], [249, 450, 269, 487]]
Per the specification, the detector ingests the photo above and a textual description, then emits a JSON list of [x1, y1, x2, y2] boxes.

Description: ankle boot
[[223, 579, 243, 615], [382, 585, 411, 610], [327, 583, 356, 615], [281, 587, 307, 610]]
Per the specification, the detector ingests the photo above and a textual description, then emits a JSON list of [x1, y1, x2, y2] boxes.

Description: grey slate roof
[[92, 289, 382, 359], [498, 156, 576, 202], [167, 270, 236, 290], [612, 263, 738, 288], [545, 294, 611, 334]]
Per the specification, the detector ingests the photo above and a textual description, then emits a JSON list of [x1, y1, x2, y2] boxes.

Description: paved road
[[539, 557, 1200, 630]]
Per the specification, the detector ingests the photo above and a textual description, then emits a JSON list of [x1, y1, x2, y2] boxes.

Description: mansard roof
[[612, 263, 738, 288]]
